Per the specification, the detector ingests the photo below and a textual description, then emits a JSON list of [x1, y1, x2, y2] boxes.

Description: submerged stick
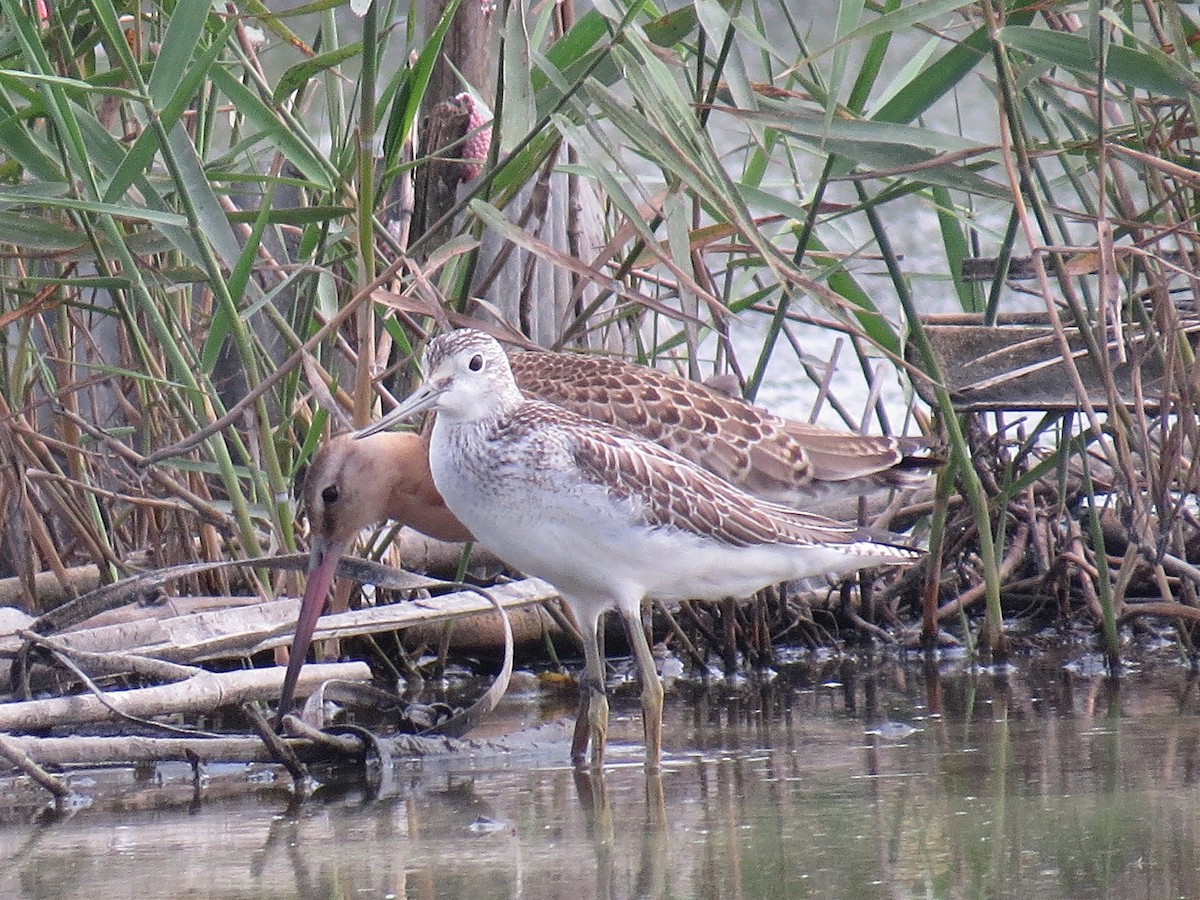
[[0, 732, 70, 798], [0, 726, 558, 770], [0, 733, 334, 768], [242, 701, 308, 786]]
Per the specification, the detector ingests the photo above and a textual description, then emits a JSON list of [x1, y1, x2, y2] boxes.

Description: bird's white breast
[[428, 415, 645, 600]]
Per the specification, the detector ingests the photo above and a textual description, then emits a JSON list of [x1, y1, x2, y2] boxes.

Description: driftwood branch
[[25, 554, 439, 637], [0, 723, 568, 770], [248, 578, 557, 655], [17, 629, 202, 683], [0, 565, 101, 611], [0, 662, 369, 733], [9, 576, 558, 672]]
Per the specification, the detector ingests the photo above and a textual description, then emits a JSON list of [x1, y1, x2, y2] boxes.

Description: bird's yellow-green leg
[[621, 605, 664, 770], [570, 675, 609, 768], [587, 686, 609, 770], [570, 688, 591, 764], [571, 603, 609, 769]]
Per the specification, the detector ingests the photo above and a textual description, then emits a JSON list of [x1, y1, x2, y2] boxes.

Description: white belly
[[432, 437, 649, 603]]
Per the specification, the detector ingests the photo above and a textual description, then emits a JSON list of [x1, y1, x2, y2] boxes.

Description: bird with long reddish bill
[[276, 431, 471, 724], [325, 329, 921, 769]]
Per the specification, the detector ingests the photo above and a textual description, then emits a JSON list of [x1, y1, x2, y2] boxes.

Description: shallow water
[[4, 653, 1200, 899]]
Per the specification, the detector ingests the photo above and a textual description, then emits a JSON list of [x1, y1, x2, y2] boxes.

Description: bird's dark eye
[[321, 485, 339, 504], [468, 353, 484, 371]]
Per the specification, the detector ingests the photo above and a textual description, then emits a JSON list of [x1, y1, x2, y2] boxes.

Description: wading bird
[[279, 342, 935, 727], [303, 330, 922, 769]]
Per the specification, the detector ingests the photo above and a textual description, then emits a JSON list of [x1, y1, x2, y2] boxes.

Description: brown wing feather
[[564, 417, 863, 549], [511, 351, 814, 492], [509, 350, 934, 499]]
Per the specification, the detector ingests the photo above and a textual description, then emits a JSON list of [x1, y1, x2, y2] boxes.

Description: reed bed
[[0, 0, 1197, 712]]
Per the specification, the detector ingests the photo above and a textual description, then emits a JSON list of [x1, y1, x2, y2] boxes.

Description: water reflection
[[4, 657, 1200, 898]]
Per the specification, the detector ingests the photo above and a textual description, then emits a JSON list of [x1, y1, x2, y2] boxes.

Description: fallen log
[[5, 578, 560, 679], [0, 719, 573, 771], [243, 578, 560, 657], [0, 661, 370, 733]]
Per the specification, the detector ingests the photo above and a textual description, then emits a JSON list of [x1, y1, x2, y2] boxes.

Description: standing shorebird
[[338, 329, 921, 769], [278, 342, 937, 726]]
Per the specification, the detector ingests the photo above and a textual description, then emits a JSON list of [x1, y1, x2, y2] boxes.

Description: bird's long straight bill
[[276, 538, 342, 727], [355, 380, 445, 439], [278, 379, 444, 725]]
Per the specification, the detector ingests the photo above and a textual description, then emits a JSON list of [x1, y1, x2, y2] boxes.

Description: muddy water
[[3, 653, 1200, 899]]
